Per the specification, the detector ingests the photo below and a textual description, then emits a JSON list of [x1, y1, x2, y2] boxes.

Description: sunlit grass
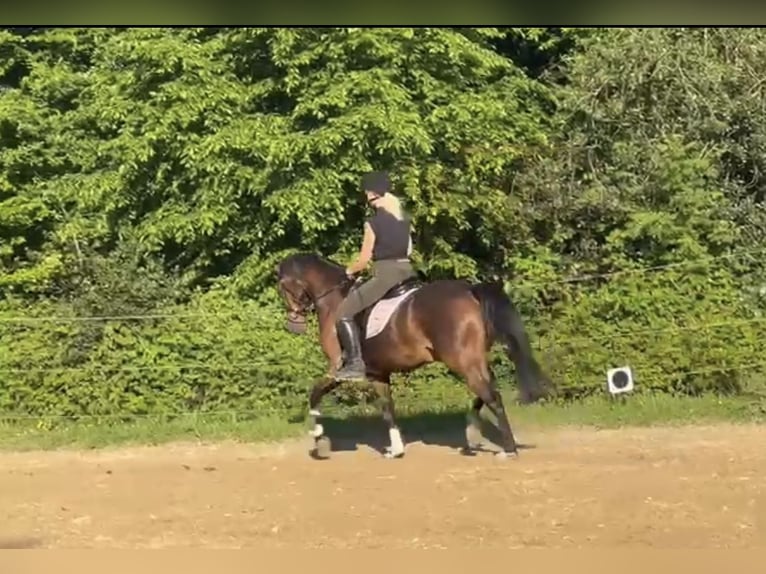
[[0, 391, 762, 452]]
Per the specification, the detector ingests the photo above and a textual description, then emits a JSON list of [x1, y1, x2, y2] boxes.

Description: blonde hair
[[377, 193, 404, 220]]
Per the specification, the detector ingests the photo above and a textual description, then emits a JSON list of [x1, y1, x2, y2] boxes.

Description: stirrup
[[335, 361, 367, 381]]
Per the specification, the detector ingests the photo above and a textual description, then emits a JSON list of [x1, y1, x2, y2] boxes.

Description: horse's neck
[[314, 287, 346, 334], [316, 257, 343, 280], [311, 260, 350, 324], [314, 258, 347, 292]]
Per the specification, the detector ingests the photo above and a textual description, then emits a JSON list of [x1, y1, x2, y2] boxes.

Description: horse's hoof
[[459, 446, 478, 457], [310, 436, 332, 460], [383, 446, 404, 459], [495, 450, 518, 461], [383, 451, 404, 459]]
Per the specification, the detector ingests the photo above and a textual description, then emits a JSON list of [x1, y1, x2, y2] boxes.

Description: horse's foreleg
[[371, 377, 404, 459], [308, 375, 341, 459]]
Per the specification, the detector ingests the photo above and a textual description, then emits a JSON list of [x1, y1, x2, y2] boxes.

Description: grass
[[0, 391, 763, 452], [0, 412, 303, 452]]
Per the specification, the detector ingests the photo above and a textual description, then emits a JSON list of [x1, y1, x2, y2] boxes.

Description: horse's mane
[[277, 252, 346, 282]]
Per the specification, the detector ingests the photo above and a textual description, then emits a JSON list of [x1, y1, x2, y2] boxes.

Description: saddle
[[381, 275, 422, 299], [357, 276, 423, 340]]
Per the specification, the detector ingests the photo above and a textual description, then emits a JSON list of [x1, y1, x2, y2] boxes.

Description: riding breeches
[[337, 259, 416, 320]]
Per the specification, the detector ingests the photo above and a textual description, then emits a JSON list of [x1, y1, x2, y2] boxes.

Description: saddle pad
[[365, 287, 420, 339]]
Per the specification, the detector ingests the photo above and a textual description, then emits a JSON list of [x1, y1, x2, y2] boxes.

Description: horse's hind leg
[[371, 376, 405, 459], [467, 365, 518, 459], [462, 396, 485, 455]]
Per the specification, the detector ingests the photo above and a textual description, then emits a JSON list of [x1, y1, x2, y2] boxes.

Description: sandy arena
[[0, 423, 764, 548]]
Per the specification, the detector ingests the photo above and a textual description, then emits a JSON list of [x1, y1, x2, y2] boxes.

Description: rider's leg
[[335, 276, 398, 381], [335, 280, 378, 381], [335, 261, 418, 382]]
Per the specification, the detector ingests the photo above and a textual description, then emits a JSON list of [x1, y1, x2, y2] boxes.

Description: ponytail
[[379, 193, 404, 220]]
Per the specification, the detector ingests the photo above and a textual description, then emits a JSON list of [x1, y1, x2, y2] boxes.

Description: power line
[[0, 309, 277, 324], [0, 409, 267, 422], [0, 316, 760, 377], [0, 358, 320, 376], [0, 324, 763, 377], [1, 246, 765, 324], [0, 360, 763, 423], [659, 359, 766, 378], [539, 315, 766, 348], [512, 245, 766, 291]]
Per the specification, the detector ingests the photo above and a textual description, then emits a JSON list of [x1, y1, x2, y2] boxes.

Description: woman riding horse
[[275, 171, 553, 460], [335, 171, 417, 382]]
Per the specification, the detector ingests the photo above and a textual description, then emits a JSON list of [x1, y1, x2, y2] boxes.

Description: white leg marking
[[310, 423, 324, 438], [495, 450, 518, 460], [309, 409, 321, 417], [387, 427, 405, 457], [465, 422, 483, 449]]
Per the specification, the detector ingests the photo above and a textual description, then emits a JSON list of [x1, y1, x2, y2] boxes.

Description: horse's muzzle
[[285, 312, 307, 335]]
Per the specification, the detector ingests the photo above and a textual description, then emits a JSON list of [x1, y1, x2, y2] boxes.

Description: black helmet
[[360, 171, 390, 196]]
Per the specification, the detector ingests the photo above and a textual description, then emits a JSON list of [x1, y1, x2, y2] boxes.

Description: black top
[[368, 209, 412, 261]]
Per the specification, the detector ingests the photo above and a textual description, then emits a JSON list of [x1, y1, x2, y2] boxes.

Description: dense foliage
[[1, 27, 765, 418]]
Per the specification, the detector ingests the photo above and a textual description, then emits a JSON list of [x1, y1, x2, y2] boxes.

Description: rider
[[334, 170, 417, 382]]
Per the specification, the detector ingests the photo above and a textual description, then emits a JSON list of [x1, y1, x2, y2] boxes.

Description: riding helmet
[[360, 171, 390, 196]]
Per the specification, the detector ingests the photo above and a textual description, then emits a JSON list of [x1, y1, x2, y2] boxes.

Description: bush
[[537, 267, 766, 398], [3, 264, 765, 419], [0, 288, 478, 418]]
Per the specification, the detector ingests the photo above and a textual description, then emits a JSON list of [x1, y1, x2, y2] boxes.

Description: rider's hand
[[345, 268, 355, 279]]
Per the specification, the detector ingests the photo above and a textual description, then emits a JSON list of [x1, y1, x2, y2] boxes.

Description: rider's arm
[[346, 222, 375, 276]]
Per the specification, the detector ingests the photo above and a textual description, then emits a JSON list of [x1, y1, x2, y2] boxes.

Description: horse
[[275, 252, 554, 460]]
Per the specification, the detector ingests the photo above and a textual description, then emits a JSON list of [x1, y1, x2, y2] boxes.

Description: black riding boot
[[335, 318, 367, 381]]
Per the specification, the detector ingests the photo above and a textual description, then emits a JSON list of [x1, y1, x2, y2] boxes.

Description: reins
[[302, 274, 359, 313]]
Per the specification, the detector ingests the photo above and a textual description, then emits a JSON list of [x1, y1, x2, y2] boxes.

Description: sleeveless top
[[367, 209, 412, 261]]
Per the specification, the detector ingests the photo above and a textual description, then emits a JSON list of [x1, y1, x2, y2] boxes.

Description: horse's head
[[275, 253, 350, 335]]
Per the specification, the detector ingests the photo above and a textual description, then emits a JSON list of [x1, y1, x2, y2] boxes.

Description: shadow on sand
[[0, 536, 43, 549], [292, 408, 537, 458]]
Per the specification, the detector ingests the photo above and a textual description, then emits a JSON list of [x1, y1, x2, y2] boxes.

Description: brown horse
[[276, 252, 553, 460]]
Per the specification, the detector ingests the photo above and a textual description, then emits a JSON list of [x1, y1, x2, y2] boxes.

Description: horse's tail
[[470, 282, 554, 404]]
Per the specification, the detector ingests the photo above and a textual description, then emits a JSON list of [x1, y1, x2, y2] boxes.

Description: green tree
[[2, 27, 765, 418]]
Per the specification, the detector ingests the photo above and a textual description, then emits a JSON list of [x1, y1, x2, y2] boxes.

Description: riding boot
[[335, 318, 367, 381]]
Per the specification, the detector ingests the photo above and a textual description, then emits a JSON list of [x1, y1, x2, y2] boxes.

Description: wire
[[0, 358, 319, 376], [0, 360, 763, 423], [511, 245, 766, 291], [0, 309, 278, 324], [0, 410, 264, 422], [670, 359, 766, 378], [1, 245, 765, 324], [0, 303, 762, 379], [538, 315, 766, 348], [0, 340, 754, 377], [0, 314, 763, 378]]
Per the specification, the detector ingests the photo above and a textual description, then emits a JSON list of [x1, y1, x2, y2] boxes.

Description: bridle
[[310, 276, 359, 309], [280, 274, 358, 328]]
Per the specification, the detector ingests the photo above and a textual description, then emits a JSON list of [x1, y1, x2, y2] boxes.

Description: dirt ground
[[0, 423, 764, 549]]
